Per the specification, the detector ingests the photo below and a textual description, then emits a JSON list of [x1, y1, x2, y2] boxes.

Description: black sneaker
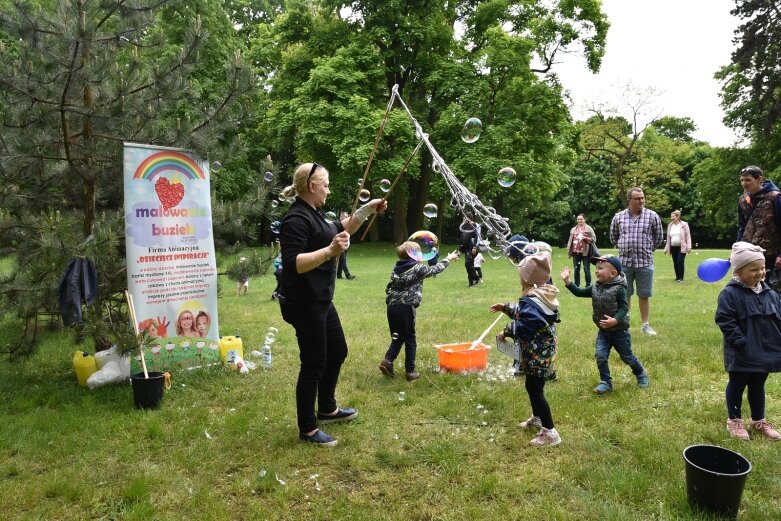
[[317, 407, 358, 424], [299, 429, 337, 447], [346, 275, 356, 280]]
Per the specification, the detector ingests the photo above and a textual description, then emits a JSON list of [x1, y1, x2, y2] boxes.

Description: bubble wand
[[387, 85, 514, 257], [347, 85, 397, 231], [468, 314, 505, 350], [360, 140, 424, 241]]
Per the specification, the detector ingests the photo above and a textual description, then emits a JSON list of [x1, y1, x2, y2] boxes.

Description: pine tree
[[0, 0, 256, 356]]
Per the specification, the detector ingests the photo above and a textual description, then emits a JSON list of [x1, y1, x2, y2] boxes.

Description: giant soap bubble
[[406, 230, 439, 262]]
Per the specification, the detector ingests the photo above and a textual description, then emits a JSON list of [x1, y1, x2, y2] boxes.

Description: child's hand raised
[[445, 250, 460, 262], [560, 266, 571, 285]]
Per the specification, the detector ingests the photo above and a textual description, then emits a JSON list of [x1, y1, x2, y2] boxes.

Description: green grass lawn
[[1, 244, 780, 520]]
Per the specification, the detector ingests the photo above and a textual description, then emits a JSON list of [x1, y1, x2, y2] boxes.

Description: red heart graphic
[[154, 177, 184, 209]]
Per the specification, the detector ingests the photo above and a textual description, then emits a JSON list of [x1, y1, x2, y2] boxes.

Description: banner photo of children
[[123, 143, 220, 372]]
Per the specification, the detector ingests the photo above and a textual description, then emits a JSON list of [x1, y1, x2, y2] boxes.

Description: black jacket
[[279, 198, 343, 303], [57, 258, 98, 326]]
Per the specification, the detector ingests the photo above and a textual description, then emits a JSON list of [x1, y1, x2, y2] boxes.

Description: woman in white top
[[663, 209, 693, 282]]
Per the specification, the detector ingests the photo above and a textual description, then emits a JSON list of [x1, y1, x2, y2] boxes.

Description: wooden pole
[[125, 290, 149, 378]]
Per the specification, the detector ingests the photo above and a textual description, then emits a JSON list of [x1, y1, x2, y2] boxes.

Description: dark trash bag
[[683, 444, 751, 520]]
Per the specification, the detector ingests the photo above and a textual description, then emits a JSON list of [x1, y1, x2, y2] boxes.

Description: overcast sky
[[554, 0, 742, 147]]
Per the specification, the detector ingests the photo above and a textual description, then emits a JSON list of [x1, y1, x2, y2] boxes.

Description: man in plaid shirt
[[609, 187, 663, 336]]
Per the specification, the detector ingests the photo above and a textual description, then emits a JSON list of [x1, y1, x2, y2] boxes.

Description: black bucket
[[683, 444, 751, 519], [130, 372, 166, 409]]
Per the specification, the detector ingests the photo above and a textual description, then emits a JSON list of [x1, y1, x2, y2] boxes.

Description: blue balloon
[[697, 258, 731, 283]]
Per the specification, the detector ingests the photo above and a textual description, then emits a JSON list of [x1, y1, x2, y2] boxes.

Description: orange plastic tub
[[435, 342, 491, 373]]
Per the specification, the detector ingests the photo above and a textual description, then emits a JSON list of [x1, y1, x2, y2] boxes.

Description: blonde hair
[[671, 209, 682, 220], [281, 162, 328, 199]]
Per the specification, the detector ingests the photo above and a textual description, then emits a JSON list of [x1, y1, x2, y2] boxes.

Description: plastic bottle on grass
[[261, 344, 272, 370]]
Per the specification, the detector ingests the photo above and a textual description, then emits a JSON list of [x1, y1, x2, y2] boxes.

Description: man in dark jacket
[[737, 165, 781, 273]]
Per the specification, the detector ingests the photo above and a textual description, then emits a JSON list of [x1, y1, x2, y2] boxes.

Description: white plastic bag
[[87, 360, 124, 389], [94, 345, 121, 369]]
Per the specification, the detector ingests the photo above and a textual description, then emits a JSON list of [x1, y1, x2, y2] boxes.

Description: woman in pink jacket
[[664, 210, 692, 282]]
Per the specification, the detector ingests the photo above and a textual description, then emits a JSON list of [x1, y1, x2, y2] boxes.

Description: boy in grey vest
[[561, 255, 649, 394]]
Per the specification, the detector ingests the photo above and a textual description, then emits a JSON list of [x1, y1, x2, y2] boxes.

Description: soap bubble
[[432, 161, 441, 173], [392, 332, 399, 340], [357, 178, 363, 186], [268, 327, 279, 334], [270, 221, 281, 234], [461, 117, 482, 143], [265, 334, 276, 345], [532, 241, 552, 254], [423, 203, 438, 219], [211, 160, 222, 172], [271, 200, 279, 208], [505, 240, 537, 265], [498, 167, 517, 187], [406, 230, 439, 262], [264, 171, 274, 182], [359, 189, 371, 202], [380, 179, 391, 193], [325, 211, 338, 222], [278, 193, 286, 202]]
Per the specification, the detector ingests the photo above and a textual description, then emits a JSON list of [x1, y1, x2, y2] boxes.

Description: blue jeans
[[572, 252, 591, 287], [595, 329, 645, 385]]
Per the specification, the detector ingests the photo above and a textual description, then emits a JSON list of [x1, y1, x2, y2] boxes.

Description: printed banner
[[123, 143, 220, 372]]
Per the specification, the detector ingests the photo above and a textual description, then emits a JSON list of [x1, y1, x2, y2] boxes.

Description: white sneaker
[[519, 415, 542, 430], [641, 323, 657, 336], [529, 427, 561, 447]]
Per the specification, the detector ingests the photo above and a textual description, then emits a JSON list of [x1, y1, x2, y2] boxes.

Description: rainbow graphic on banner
[[133, 151, 205, 181]]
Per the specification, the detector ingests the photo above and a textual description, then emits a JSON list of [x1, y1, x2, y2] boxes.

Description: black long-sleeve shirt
[[279, 198, 343, 303]]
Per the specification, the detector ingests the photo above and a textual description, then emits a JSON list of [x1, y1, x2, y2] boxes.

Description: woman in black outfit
[[278, 162, 387, 447]]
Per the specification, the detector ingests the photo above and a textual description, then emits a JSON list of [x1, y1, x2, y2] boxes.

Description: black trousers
[[526, 374, 554, 429], [726, 371, 769, 421], [670, 246, 686, 281], [337, 251, 351, 278], [384, 304, 417, 373], [280, 299, 348, 433]]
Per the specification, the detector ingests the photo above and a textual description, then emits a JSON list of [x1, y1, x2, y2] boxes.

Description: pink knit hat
[[519, 251, 552, 286], [730, 241, 765, 271]]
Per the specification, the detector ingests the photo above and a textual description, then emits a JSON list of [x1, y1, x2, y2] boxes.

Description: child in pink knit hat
[[489, 251, 562, 447], [716, 241, 781, 440]]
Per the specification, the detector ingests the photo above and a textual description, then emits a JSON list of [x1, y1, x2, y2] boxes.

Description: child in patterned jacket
[[490, 251, 562, 447], [379, 242, 459, 381]]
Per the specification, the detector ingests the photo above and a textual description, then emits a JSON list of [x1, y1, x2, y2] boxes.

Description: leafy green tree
[[716, 0, 781, 171], [251, 0, 609, 243]]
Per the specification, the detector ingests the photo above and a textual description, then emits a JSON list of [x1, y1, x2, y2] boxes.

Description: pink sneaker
[[726, 418, 750, 440], [749, 419, 781, 440], [529, 427, 561, 447], [519, 416, 542, 430]]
